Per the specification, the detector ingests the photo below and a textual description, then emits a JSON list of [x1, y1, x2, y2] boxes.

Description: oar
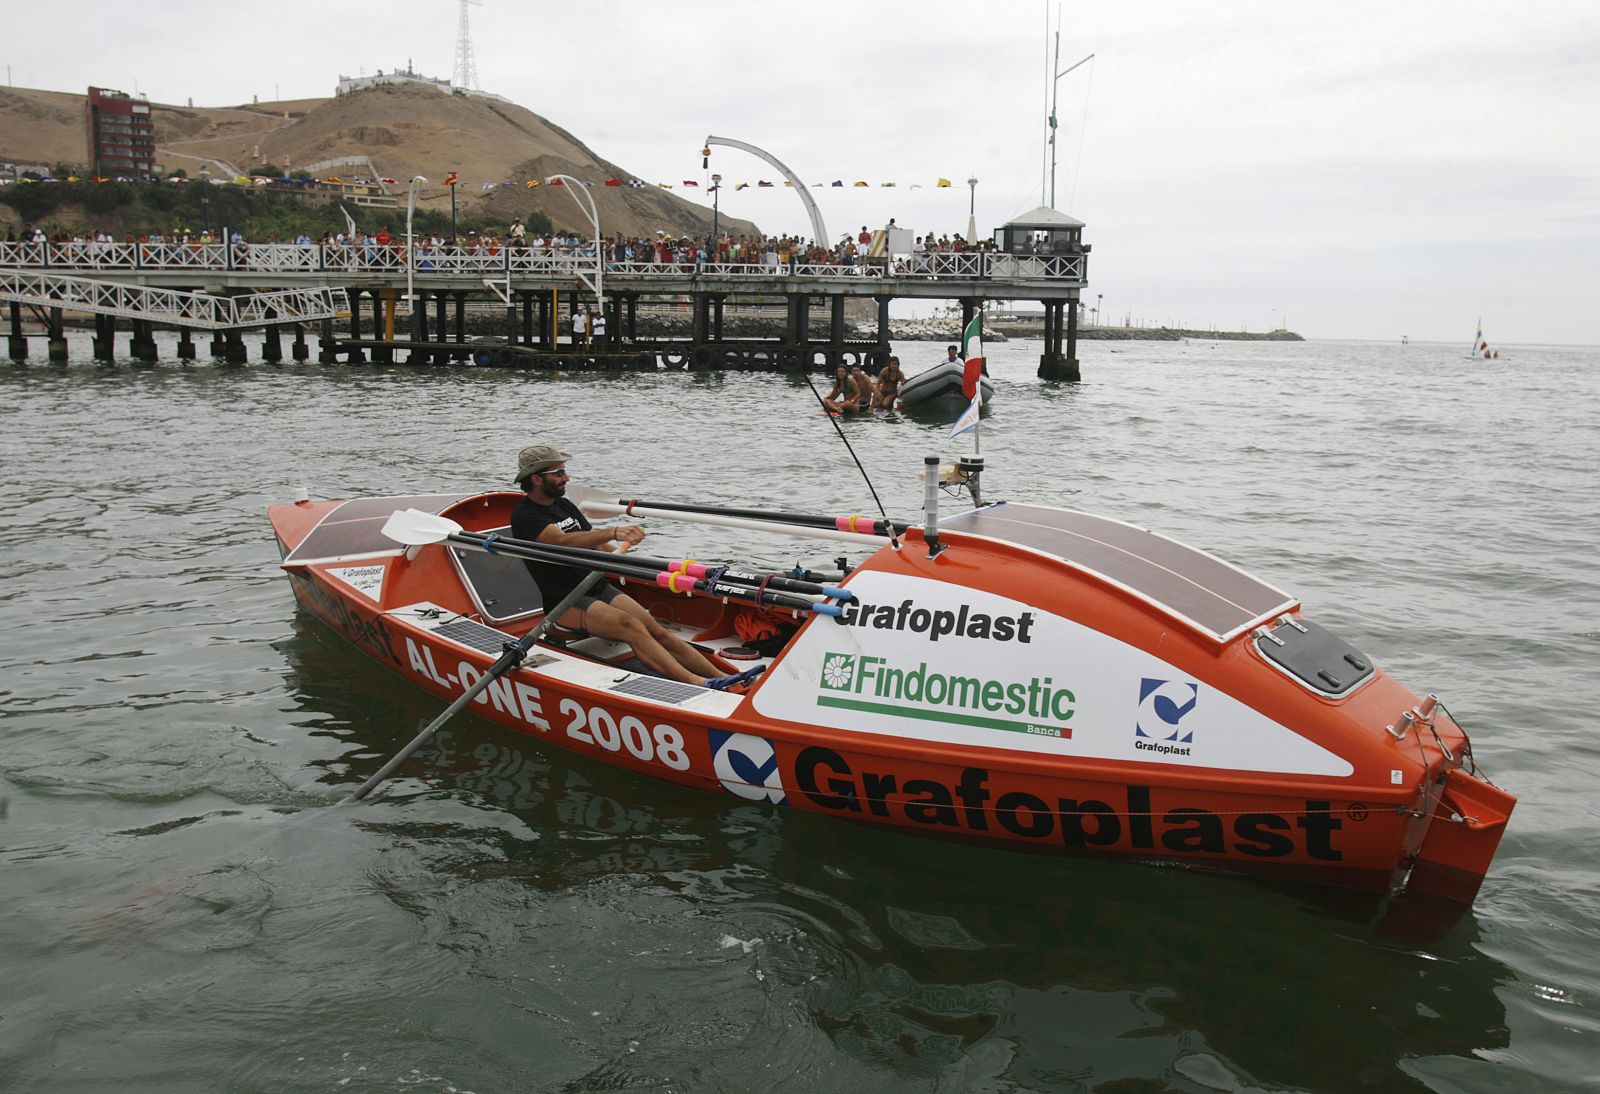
[[451, 529, 853, 601], [563, 487, 888, 545], [381, 510, 843, 616], [570, 485, 909, 536], [339, 571, 603, 804]]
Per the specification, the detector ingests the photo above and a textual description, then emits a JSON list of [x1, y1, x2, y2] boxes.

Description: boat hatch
[[944, 503, 1296, 643], [1253, 615, 1374, 697], [284, 495, 470, 566], [449, 527, 543, 624]]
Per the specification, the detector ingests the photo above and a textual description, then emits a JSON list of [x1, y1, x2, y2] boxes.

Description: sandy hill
[[0, 84, 756, 240]]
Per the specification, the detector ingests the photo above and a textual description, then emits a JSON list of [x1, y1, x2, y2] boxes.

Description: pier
[[1, 209, 1089, 377]]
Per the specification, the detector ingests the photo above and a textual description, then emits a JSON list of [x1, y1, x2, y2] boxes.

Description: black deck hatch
[[1254, 616, 1374, 697]]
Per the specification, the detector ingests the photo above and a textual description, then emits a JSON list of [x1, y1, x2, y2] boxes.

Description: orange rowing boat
[[268, 475, 1513, 905]]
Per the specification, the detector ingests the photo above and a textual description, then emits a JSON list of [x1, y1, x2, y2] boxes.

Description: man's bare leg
[[563, 602, 707, 685], [613, 594, 723, 677]]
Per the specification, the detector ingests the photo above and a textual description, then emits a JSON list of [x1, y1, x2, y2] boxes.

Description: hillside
[[0, 83, 757, 240]]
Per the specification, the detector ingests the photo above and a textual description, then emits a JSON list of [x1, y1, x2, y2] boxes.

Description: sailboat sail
[[1468, 319, 1495, 360]]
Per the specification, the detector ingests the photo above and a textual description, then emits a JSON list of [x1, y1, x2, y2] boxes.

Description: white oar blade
[[380, 507, 464, 546]]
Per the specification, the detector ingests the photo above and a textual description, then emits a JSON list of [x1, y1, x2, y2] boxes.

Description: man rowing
[[508, 444, 753, 688]]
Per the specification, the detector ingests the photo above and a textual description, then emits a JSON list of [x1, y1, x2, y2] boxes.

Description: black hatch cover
[[1254, 616, 1374, 697]]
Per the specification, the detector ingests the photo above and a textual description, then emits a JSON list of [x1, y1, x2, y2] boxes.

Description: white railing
[[0, 241, 1086, 283], [0, 269, 341, 328]]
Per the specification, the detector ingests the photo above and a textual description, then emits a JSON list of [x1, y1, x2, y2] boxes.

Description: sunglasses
[[540, 468, 569, 479]]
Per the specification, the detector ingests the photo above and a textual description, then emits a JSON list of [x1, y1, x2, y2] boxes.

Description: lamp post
[[1096, 293, 1102, 327], [199, 166, 211, 233], [710, 173, 721, 262], [406, 175, 427, 334], [545, 174, 604, 312], [966, 176, 978, 245]]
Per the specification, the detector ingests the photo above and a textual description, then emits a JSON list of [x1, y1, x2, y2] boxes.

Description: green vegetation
[[1, 179, 550, 240]]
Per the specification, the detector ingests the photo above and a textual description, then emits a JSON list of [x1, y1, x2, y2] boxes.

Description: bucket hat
[[514, 444, 571, 482]]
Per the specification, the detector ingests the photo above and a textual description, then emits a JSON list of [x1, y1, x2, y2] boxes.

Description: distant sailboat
[[1468, 319, 1499, 360]]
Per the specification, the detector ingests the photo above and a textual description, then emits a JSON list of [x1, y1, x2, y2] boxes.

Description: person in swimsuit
[[822, 365, 862, 414], [509, 444, 734, 687], [873, 355, 907, 410]]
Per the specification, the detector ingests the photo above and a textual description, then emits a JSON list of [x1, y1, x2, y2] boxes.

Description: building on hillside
[[86, 87, 157, 177]]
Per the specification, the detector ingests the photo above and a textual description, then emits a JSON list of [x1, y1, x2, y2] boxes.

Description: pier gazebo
[[994, 207, 1089, 380]]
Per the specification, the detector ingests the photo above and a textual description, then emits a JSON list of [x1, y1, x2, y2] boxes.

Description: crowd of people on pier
[[4, 221, 997, 272]]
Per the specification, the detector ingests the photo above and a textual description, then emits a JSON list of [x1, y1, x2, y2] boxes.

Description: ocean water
[[1, 335, 1596, 1093]]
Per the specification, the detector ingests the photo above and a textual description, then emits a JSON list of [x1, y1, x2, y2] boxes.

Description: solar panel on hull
[[947, 503, 1295, 642], [284, 495, 470, 564], [432, 618, 516, 657], [609, 676, 706, 705]]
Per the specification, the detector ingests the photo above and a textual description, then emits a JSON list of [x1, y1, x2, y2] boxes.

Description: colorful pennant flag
[[683, 180, 699, 187], [605, 178, 622, 186], [525, 179, 540, 188], [736, 182, 750, 190], [758, 180, 774, 188], [937, 178, 952, 187], [627, 179, 646, 188], [444, 171, 458, 186], [853, 181, 868, 187]]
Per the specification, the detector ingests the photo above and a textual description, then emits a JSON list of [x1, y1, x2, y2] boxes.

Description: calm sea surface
[[2, 335, 1597, 1093]]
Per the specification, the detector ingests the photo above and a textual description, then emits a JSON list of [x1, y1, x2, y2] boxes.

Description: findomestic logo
[[815, 650, 1073, 739], [1135, 678, 1198, 756]]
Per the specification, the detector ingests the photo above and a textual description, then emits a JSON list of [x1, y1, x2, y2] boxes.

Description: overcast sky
[[7, 1, 1597, 343]]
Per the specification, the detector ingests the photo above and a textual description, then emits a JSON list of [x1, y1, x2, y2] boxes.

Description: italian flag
[[960, 312, 984, 399], [951, 311, 985, 439]]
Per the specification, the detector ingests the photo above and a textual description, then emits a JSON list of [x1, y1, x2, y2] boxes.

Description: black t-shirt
[[511, 496, 594, 608]]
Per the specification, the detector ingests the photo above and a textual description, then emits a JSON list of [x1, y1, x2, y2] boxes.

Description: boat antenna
[[801, 369, 903, 551]]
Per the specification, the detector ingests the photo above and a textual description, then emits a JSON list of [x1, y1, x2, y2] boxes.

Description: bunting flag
[[547, 178, 563, 186], [937, 178, 952, 187], [880, 182, 896, 187], [444, 171, 458, 186], [326, 176, 343, 184], [783, 180, 795, 187], [380, 176, 397, 184], [605, 178, 622, 186], [831, 180, 844, 187], [853, 181, 869, 187], [627, 179, 646, 188], [481, 182, 495, 190], [683, 180, 699, 187], [525, 180, 540, 188], [657, 182, 673, 189], [758, 180, 774, 188], [735, 182, 750, 190]]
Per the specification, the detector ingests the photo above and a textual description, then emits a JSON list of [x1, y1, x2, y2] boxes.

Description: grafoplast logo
[[1136, 678, 1198, 756], [709, 730, 786, 804]]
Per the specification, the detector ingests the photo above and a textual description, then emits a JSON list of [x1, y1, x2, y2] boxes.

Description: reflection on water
[[274, 611, 1515, 1092]]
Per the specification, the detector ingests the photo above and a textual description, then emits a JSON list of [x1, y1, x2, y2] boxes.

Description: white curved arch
[[705, 135, 828, 245]]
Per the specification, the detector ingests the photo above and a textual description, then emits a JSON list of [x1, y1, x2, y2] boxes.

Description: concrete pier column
[[319, 316, 338, 364], [691, 293, 710, 346], [876, 295, 892, 348], [829, 295, 845, 364], [177, 328, 197, 361], [7, 301, 25, 362], [92, 313, 116, 360], [291, 323, 309, 361], [262, 321, 283, 363], [47, 308, 68, 363], [129, 319, 158, 362], [454, 293, 466, 345], [1038, 298, 1080, 381], [712, 294, 725, 342], [434, 292, 448, 349], [521, 293, 534, 345], [223, 328, 248, 364], [625, 294, 638, 345], [210, 328, 227, 359]]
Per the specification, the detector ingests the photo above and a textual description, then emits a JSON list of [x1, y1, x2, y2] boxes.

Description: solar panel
[[432, 618, 516, 657], [609, 676, 706, 705], [284, 494, 470, 565], [947, 503, 1295, 643]]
